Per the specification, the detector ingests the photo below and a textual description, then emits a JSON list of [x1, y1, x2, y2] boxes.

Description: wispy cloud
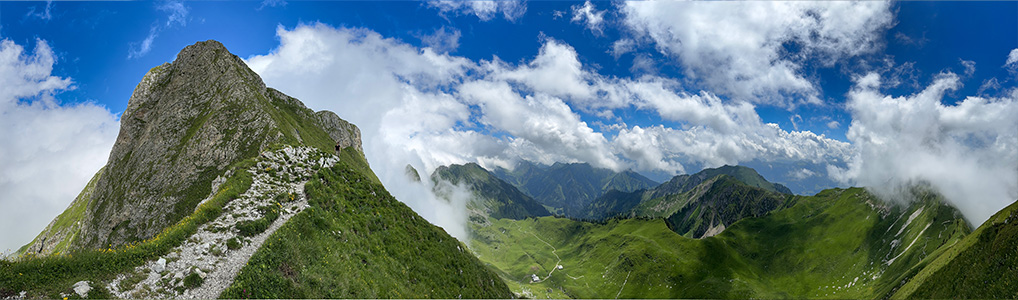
[[427, 0, 526, 22], [960, 59, 976, 77], [416, 26, 461, 54], [258, 0, 287, 10], [128, 26, 159, 60], [24, 0, 53, 21], [127, 0, 190, 59], [571, 1, 605, 34]]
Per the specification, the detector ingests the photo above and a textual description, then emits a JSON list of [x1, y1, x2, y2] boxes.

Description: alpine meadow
[[1, 1, 1016, 299]]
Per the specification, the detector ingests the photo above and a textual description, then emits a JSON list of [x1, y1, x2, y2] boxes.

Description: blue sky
[[7, 1, 1014, 134], [2, 1, 1017, 252]]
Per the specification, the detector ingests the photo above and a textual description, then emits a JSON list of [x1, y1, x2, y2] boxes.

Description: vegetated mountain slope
[[223, 151, 512, 298], [470, 187, 970, 298], [492, 161, 657, 217], [649, 165, 791, 199], [663, 175, 790, 238], [432, 163, 550, 221], [69, 40, 361, 250], [584, 166, 791, 238], [1, 40, 511, 299], [582, 189, 646, 221], [892, 198, 1018, 299]]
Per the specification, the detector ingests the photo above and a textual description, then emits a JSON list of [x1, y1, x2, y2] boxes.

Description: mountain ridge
[[2, 40, 512, 299], [891, 198, 1018, 298]]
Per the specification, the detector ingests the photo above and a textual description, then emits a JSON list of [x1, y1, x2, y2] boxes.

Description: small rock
[[195, 268, 207, 279], [153, 258, 167, 273], [72, 281, 91, 298]]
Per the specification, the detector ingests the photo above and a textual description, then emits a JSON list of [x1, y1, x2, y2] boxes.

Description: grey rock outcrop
[[72, 281, 91, 298], [74, 40, 361, 249], [314, 110, 362, 153]]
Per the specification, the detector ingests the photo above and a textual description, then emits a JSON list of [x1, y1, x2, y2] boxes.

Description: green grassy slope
[[664, 175, 790, 238], [471, 187, 970, 299], [223, 152, 512, 298], [433, 163, 550, 220], [892, 199, 1018, 299], [585, 173, 790, 238]]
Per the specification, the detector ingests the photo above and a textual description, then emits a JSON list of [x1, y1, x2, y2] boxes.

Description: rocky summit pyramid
[[29, 40, 361, 252]]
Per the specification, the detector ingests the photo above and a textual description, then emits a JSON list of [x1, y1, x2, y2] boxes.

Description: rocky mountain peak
[[72, 40, 361, 250]]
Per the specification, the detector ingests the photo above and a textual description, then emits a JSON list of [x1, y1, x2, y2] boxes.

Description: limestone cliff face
[[74, 40, 360, 249]]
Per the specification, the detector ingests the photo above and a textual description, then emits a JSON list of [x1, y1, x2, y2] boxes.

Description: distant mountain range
[[438, 160, 1016, 298], [443, 162, 793, 239], [491, 161, 659, 216]]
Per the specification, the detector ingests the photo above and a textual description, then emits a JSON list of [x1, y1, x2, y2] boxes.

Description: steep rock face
[[312, 109, 362, 153], [76, 40, 360, 249]]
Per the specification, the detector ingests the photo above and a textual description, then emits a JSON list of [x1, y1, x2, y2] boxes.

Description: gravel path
[[106, 146, 337, 299]]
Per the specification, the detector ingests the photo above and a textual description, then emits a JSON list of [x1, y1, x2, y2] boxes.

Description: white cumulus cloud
[[830, 71, 1018, 225], [622, 1, 894, 106], [0, 39, 119, 255]]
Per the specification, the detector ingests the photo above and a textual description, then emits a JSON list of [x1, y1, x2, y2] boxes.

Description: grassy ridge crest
[[223, 149, 512, 298], [0, 157, 256, 299]]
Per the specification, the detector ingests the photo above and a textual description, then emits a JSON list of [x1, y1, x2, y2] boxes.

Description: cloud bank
[[243, 23, 858, 240], [0, 39, 119, 255], [830, 71, 1018, 225]]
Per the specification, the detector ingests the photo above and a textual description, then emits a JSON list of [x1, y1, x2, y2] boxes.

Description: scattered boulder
[[153, 258, 167, 273], [72, 281, 91, 298]]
